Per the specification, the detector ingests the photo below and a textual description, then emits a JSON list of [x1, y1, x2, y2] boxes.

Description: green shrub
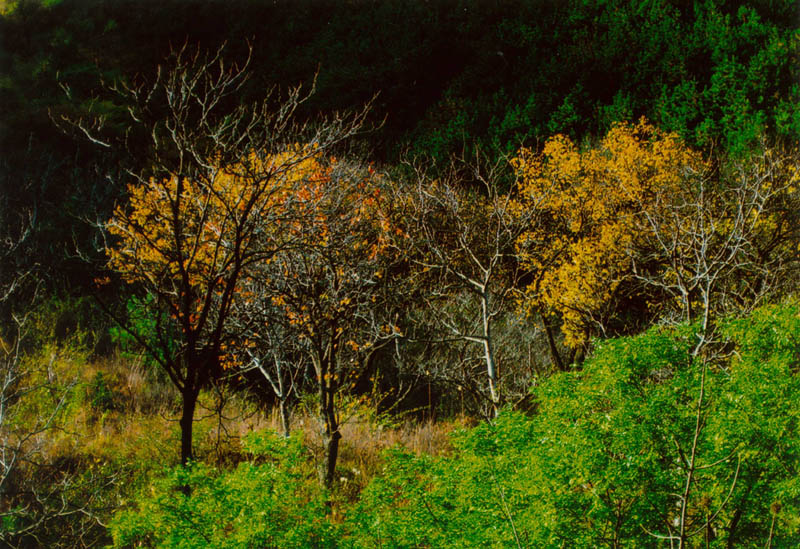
[[87, 371, 115, 413], [109, 430, 338, 548], [109, 294, 177, 371], [24, 296, 110, 355], [348, 304, 800, 547]]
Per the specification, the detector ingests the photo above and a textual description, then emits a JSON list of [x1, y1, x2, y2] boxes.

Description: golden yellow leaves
[[513, 119, 708, 346]]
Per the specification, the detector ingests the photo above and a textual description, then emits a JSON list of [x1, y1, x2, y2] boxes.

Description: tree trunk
[[319, 378, 341, 488], [279, 397, 291, 438], [315, 346, 341, 489], [180, 384, 199, 467], [541, 312, 565, 371], [480, 290, 500, 417], [321, 422, 341, 489], [726, 483, 753, 549], [678, 361, 707, 549], [483, 337, 499, 418]]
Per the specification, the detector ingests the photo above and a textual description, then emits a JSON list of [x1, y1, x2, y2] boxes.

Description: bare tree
[[642, 351, 743, 549], [398, 155, 538, 417], [632, 143, 799, 548], [0, 185, 111, 547], [227, 283, 306, 438], [249, 158, 406, 488], [0, 201, 37, 536], [629, 141, 800, 352]]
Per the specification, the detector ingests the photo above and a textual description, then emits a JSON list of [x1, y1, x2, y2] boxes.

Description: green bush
[[106, 304, 800, 547], [109, 430, 338, 548], [109, 294, 177, 369], [87, 371, 115, 413], [348, 304, 800, 547]]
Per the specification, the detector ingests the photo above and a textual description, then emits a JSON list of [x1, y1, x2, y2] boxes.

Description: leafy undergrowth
[[4, 303, 799, 548], [2, 334, 464, 547]]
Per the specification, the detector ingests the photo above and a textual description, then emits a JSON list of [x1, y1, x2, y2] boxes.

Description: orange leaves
[[107, 145, 325, 290]]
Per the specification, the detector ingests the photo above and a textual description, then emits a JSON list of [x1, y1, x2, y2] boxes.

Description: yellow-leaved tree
[[513, 119, 800, 354], [512, 119, 708, 348]]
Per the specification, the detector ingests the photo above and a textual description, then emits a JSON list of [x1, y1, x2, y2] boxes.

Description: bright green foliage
[[349, 418, 539, 548], [717, 304, 800, 539], [350, 303, 800, 547], [109, 431, 338, 548]]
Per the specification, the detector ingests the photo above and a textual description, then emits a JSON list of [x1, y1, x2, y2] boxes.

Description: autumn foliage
[[511, 120, 705, 345], [512, 120, 800, 351]]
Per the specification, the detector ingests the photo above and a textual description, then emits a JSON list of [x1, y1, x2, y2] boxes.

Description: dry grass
[[8, 343, 478, 547], [24, 349, 468, 504], [18, 350, 179, 472], [251, 406, 470, 498], [92, 352, 177, 415]]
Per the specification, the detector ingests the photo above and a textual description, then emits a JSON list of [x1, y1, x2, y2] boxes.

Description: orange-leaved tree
[[513, 120, 800, 355], [102, 45, 367, 467], [107, 148, 337, 466], [234, 157, 407, 488]]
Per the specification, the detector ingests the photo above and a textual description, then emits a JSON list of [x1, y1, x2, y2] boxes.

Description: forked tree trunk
[[254, 355, 293, 437], [315, 349, 341, 489]]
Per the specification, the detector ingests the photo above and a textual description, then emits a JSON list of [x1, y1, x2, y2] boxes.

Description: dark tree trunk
[[319, 375, 341, 488], [316, 342, 341, 489], [180, 384, 199, 467], [541, 312, 566, 372], [726, 483, 754, 549], [321, 423, 341, 489]]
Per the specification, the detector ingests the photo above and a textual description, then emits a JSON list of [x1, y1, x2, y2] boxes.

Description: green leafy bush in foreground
[[109, 431, 338, 548], [351, 303, 800, 547]]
